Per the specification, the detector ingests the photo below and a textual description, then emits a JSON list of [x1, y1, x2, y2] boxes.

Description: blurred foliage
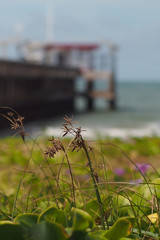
[[0, 136, 160, 239]]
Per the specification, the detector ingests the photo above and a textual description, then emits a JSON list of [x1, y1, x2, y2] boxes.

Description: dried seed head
[[10, 122, 20, 130], [70, 137, 83, 152], [44, 146, 57, 158], [63, 115, 76, 127], [62, 115, 79, 137], [15, 116, 24, 123], [7, 112, 14, 117], [1, 108, 26, 141], [88, 146, 93, 152], [93, 172, 99, 183], [98, 163, 104, 169], [45, 137, 64, 158], [18, 130, 27, 142]]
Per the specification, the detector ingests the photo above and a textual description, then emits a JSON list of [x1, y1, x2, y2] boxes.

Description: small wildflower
[[130, 178, 143, 185], [135, 163, 150, 174], [114, 167, 125, 176]]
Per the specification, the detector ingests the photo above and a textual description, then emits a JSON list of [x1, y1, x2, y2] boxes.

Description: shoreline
[[44, 126, 160, 140], [1, 124, 160, 140]]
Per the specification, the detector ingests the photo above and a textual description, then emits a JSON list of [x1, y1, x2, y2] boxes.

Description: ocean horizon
[[18, 80, 160, 139]]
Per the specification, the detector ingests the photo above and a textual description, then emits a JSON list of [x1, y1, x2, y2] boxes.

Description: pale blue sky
[[0, 0, 160, 81]]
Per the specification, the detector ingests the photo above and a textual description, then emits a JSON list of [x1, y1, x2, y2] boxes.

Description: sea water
[[26, 81, 160, 139]]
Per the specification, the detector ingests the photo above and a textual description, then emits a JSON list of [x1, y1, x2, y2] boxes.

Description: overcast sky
[[0, 0, 160, 81]]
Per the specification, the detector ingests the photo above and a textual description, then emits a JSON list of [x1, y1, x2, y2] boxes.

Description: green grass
[[1, 110, 160, 239]]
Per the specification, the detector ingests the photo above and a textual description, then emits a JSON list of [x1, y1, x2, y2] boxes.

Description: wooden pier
[[82, 70, 116, 111], [0, 60, 79, 121], [42, 42, 117, 111], [0, 52, 116, 123]]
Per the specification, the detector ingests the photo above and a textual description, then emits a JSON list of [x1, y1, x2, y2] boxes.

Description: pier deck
[[0, 59, 116, 123]]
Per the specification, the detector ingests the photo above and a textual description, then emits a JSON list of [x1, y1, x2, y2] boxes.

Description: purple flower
[[135, 163, 150, 174], [130, 178, 143, 185], [114, 167, 125, 176]]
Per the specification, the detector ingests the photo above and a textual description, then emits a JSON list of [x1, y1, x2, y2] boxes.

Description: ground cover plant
[[0, 107, 160, 239]]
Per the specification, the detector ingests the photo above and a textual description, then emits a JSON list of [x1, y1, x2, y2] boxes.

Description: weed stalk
[[80, 138, 105, 229]]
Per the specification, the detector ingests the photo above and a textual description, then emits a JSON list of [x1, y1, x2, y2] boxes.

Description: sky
[[0, 0, 160, 81]]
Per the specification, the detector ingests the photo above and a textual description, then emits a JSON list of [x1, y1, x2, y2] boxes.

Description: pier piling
[[87, 79, 94, 111], [108, 72, 116, 110]]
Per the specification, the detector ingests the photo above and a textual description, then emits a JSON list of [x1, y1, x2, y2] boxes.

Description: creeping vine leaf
[[104, 217, 133, 240]]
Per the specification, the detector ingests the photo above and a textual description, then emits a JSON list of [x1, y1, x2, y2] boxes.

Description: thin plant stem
[[63, 149, 76, 207], [81, 138, 105, 229], [99, 140, 109, 186], [11, 141, 32, 219]]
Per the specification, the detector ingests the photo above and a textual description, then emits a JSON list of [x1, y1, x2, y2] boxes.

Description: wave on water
[[43, 122, 160, 139], [2, 82, 160, 139]]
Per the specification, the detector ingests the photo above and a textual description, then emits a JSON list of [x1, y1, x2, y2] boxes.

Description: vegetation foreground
[[0, 108, 160, 239]]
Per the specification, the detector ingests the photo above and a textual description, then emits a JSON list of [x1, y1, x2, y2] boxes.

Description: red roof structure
[[44, 44, 99, 51]]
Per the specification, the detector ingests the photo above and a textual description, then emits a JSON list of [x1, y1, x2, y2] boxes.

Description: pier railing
[[0, 59, 116, 115], [79, 69, 116, 110]]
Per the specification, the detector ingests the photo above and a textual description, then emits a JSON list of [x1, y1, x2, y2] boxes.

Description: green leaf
[[133, 228, 159, 240], [84, 199, 101, 219], [45, 219, 68, 240], [89, 237, 109, 240], [89, 230, 109, 240], [55, 209, 67, 226], [119, 237, 131, 240], [104, 217, 132, 240], [38, 207, 66, 226], [68, 230, 88, 240], [72, 208, 94, 231], [14, 213, 38, 227], [0, 221, 24, 240], [39, 207, 58, 222], [119, 238, 132, 240], [130, 178, 160, 216], [30, 219, 68, 240], [69, 231, 108, 240], [112, 195, 131, 217]]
